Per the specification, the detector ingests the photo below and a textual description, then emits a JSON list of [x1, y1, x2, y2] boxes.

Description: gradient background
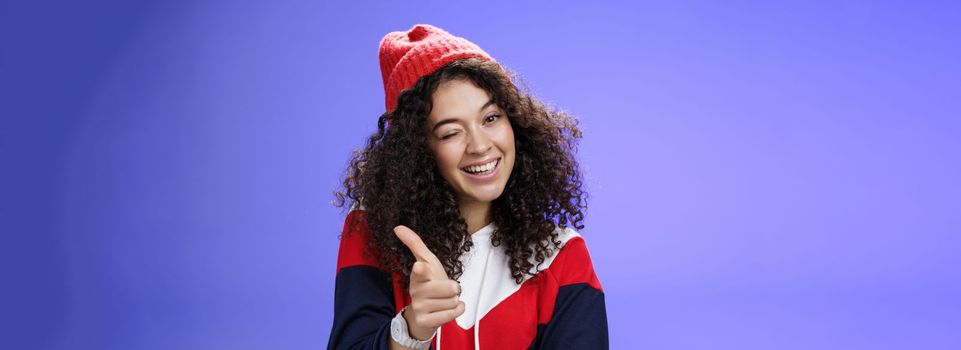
[[2, 0, 960, 349]]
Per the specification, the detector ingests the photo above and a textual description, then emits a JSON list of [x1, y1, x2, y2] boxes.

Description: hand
[[394, 225, 465, 341]]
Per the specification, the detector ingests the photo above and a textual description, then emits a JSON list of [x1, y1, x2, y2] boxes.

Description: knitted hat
[[379, 24, 497, 113]]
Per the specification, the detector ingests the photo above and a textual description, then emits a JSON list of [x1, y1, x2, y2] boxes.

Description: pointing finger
[[394, 225, 439, 264]]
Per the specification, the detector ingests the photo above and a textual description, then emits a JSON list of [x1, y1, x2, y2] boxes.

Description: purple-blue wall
[[2, 1, 959, 349]]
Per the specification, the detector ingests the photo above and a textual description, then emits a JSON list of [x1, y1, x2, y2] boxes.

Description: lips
[[461, 158, 502, 183], [461, 158, 499, 175]]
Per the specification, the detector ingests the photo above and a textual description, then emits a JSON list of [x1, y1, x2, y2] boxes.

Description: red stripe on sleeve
[[551, 237, 603, 291], [536, 236, 603, 325], [335, 210, 383, 273]]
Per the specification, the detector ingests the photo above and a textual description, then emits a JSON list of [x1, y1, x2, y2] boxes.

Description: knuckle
[[440, 283, 456, 296], [415, 262, 432, 277]]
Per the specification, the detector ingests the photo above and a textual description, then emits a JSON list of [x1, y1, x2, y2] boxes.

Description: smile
[[462, 158, 499, 175]]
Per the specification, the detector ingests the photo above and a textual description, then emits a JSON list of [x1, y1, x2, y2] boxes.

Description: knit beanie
[[378, 24, 498, 113]]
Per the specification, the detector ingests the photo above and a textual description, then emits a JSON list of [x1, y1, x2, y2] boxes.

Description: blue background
[[2, 0, 959, 349]]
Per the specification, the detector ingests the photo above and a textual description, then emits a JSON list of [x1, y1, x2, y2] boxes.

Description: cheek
[[496, 124, 516, 153], [431, 144, 462, 172]]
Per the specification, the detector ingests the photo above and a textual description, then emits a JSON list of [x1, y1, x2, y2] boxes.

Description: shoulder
[[553, 226, 592, 260], [528, 226, 587, 269], [335, 209, 383, 273], [554, 226, 582, 244], [539, 226, 602, 291]]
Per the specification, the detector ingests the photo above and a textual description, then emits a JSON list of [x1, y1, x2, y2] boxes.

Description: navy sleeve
[[529, 283, 609, 349], [327, 265, 396, 350], [529, 236, 609, 349]]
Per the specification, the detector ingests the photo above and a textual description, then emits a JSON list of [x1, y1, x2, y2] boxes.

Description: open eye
[[483, 114, 501, 124]]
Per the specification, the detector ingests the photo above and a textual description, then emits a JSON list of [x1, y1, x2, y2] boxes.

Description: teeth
[[464, 159, 497, 174]]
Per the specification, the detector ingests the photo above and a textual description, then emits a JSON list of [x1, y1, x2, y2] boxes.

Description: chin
[[461, 185, 507, 204]]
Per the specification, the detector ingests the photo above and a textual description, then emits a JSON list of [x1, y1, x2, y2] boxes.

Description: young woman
[[328, 24, 608, 350]]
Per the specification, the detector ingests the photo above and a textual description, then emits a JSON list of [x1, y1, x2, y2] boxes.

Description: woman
[[328, 24, 608, 349]]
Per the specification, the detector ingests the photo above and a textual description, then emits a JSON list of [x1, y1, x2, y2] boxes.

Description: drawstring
[[471, 247, 495, 350], [437, 227, 495, 350]]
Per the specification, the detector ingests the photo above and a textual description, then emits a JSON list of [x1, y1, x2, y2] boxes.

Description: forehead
[[428, 79, 493, 122]]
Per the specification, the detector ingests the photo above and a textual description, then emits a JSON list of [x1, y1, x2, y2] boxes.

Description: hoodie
[[327, 210, 608, 349]]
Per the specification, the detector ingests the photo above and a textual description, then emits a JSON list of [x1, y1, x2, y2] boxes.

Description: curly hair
[[336, 58, 586, 285]]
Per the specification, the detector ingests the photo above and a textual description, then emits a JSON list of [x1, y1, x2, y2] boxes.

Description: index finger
[[394, 225, 438, 263]]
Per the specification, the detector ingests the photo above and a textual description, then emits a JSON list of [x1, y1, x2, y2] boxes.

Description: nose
[[466, 128, 493, 155]]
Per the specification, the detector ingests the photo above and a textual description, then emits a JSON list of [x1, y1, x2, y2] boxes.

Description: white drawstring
[[437, 227, 495, 350], [471, 247, 495, 350]]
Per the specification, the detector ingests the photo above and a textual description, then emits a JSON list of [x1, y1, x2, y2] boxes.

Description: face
[[426, 78, 516, 208]]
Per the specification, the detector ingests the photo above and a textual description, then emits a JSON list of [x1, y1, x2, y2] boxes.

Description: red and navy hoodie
[[328, 210, 608, 349]]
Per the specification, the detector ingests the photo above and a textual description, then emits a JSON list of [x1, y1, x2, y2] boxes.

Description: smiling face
[[426, 78, 516, 209]]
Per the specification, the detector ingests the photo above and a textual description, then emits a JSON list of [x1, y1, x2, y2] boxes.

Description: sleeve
[[327, 210, 396, 350], [530, 237, 609, 349]]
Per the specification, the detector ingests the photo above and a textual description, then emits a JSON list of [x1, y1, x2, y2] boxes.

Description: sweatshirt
[[327, 210, 608, 349]]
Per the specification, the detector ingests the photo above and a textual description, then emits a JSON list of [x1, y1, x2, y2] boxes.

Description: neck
[[458, 198, 492, 234]]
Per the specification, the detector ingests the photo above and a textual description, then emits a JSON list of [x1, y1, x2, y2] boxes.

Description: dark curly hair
[[336, 58, 586, 285]]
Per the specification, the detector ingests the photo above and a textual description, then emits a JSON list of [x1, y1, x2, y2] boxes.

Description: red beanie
[[378, 24, 497, 113]]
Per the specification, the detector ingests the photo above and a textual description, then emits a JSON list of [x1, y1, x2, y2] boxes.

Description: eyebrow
[[431, 99, 498, 132]]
